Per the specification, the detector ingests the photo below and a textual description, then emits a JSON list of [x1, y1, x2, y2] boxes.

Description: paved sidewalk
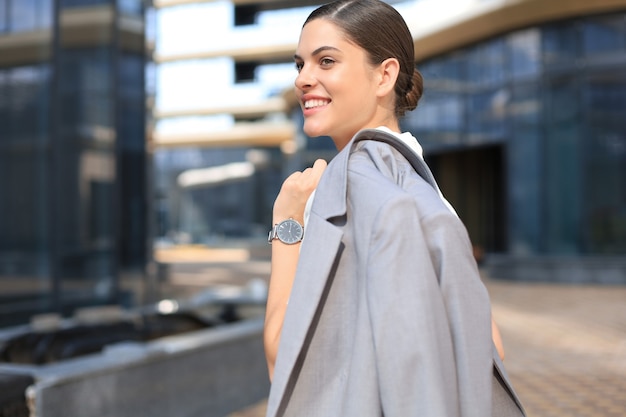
[[230, 275, 626, 417], [487, 277, 626, 417]]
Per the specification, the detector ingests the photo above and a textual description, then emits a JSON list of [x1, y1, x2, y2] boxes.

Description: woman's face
[[294, 19, 387, 150]]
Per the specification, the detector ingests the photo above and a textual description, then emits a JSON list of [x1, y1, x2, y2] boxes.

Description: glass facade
[[0, 0, 148, 327], [153, 146, 282, 244], [404, 13, 626, 258]]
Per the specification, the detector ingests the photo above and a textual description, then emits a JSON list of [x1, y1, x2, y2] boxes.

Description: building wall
[[0, 0, 149, 327]]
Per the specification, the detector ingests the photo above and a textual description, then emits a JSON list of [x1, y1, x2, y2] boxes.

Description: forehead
[[296, 19, 352, 55]]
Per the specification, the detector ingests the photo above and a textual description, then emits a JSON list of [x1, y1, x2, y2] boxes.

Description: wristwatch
[[268, 218, 304, 244]]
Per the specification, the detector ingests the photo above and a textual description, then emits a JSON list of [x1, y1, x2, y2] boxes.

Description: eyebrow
[[294, 45, 341, 61]]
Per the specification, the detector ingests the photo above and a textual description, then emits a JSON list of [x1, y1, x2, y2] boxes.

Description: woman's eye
[[320, 58, 335, 66], [295, 62, 303, 72]]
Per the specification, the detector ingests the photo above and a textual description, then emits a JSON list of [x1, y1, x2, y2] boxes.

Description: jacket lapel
[[266, 146, 351, 417]]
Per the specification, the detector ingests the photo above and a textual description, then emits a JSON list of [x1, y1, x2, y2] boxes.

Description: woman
[[264, 1, 524, 416]]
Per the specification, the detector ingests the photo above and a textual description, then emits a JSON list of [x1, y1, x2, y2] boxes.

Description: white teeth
[[304, 99, 329, 109]]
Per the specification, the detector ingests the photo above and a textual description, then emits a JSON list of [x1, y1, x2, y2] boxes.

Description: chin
[[303, 122, 329, 139]]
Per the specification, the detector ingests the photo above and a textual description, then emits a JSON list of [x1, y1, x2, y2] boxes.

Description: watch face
[[277, 219, 303, 244]]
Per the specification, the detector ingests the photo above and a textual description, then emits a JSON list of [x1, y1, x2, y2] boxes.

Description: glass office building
[[403, 12, 626, 282], [0, 0, 149, 327]]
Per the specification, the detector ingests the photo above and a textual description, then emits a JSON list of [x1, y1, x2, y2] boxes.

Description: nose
[[295, 66, 314, 91]]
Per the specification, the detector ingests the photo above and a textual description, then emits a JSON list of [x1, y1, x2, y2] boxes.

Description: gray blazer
[[266, 129, 525, 417]]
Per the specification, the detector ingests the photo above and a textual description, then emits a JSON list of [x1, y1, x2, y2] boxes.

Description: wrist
[[272, 213, 304, 225]]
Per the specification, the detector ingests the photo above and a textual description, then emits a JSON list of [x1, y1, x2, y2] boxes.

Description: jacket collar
[[311, 128, 412, 220]]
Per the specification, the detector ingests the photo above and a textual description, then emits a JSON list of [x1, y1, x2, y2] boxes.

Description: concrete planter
[[0, 317, 268, 417]]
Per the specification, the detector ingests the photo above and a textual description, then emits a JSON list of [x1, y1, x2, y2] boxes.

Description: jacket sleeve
[[366, 192, 493, 417]]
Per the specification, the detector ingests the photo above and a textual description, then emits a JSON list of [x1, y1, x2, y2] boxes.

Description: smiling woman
[[263, 1, 526, 417]]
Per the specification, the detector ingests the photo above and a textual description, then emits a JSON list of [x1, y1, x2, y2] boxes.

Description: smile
[[304, 99, 330, 109]]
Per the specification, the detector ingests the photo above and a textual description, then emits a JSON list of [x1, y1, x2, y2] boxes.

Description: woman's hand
[[273, 159, 327, 224]]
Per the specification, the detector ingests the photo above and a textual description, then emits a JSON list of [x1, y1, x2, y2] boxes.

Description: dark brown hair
[[304, 0, 423, 117]]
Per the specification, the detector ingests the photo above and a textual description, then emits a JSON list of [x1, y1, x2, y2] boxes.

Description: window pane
[[508, 28, 541, 79], [583, 73, 626, 253], [544, 79, 582, 254], [466, 39, 506, 87], [119, 0, 142, 16], [466, 89, 507, 141], [582, 16, 626, 56], [9, 65, 51, 142], [543, 21, 578, 69], [39, 0, 53, 29], [11, 0, 37, 32], [59, 49, 113, 133]]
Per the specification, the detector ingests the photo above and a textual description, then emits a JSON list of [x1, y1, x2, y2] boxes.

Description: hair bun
[[397, 68, 423, 116], [405, 69, 423, 111]]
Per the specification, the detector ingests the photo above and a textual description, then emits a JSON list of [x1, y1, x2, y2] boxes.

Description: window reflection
[[119, 0, 142, 16], [11, 0, 37, 32], [508, 28, 540, 79], [7, 0, 52, 32], [543, 21, 577, 70], [59, 49, 114, 138], [416, 93, 462, 131], [0, 65, 51, 143], [466, 39, 506, 88], [466, 89, 507, 141], [582, 16, 626, 56]]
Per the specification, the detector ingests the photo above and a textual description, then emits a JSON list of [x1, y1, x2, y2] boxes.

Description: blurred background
[[0, 0, 625, 416]]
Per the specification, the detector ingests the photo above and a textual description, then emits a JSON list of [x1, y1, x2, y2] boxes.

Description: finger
[[301, 159, 327, 179], [312, 158, 328, 170]]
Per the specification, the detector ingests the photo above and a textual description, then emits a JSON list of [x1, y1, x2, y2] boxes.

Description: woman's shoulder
[[346, 140, 455, 219], [347, 139, 423, 187]]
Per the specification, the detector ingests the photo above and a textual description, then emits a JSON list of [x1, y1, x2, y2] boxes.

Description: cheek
[[328, 72, 364, 108], [341, 69, 374, 100]]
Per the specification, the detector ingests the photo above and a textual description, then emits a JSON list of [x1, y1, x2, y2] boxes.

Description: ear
[[375, 58, 400, 98]]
